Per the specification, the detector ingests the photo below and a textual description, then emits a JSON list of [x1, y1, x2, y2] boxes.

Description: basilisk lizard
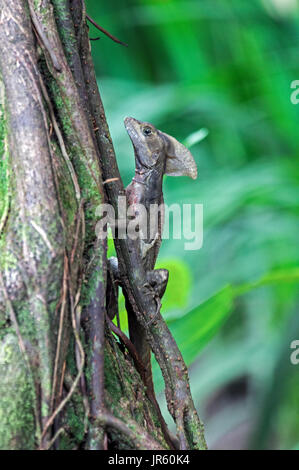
[[107, 118, 197, 446], [123, 117, 197, 396]]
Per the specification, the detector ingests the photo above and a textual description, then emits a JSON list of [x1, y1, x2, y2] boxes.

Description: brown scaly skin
[[124, 117, 197, 441], [108, 117, 197, 448], [125, 118, 169, 396]]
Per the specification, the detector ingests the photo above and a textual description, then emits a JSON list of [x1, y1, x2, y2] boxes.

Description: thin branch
[[39, 260, 86, 448], [0, 140, 11, 236], [86, 14, 128, 47], [38, 76, 81, 203], [70, 198, 85, 264], [97, 411, 164, 450], [43, 427, 65, 451], [51, 255, 68, 411], [29, 2, 62, 72], [106, 314, 146, 379]]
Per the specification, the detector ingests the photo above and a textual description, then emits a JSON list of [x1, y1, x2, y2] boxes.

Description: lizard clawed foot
[[146, 296, 161, 327], [143, 269, 169, 326]]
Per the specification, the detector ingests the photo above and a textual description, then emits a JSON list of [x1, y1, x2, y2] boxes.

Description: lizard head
[[124, 117, 165, 171], [124, 117, 197, 179]]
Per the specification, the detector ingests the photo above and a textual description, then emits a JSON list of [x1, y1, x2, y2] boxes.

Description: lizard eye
[[142, 126, 152, 136]]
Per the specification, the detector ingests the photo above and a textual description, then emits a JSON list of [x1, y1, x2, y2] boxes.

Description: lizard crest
[[124, 117, 197, 180]]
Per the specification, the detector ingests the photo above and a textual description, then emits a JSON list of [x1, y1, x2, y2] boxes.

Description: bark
[[0, 0, 206, 450]]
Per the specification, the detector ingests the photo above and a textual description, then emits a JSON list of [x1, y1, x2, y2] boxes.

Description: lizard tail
[[127, 314, 154, 393], [127, 305, 178, 450]]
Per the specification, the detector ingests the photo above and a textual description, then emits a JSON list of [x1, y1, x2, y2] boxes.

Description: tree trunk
[[0, 0, 206, 450]]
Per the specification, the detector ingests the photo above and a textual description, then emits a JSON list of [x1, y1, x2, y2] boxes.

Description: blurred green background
[[85, 0, 299, 449]]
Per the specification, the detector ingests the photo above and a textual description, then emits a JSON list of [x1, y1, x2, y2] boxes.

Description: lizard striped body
[[124, 117, 197, 398]]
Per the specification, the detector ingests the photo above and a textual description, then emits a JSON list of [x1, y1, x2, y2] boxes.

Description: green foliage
[[168, 285, 234, 365], [156, 258, 191, 312], [153, 267, 299, 390], [87, 0, 299, 449]]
